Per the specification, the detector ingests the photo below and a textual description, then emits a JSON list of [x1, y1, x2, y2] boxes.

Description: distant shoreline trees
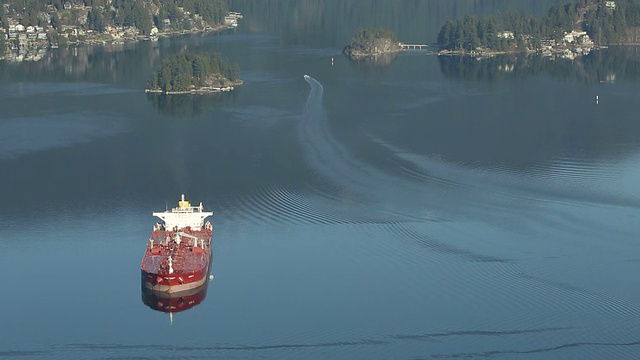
[[437, 0, 640, 52], [0, 0, 229, 34]]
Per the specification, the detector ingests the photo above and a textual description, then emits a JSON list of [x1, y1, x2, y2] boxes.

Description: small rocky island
[[343, 28, 402, 59], [146, 51, 242, 95]]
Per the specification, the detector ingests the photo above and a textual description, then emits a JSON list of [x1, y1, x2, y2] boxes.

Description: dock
[[400, 43, 428, 50]]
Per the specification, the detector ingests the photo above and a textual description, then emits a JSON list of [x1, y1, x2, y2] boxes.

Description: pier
[[400, 43, 429, 50]]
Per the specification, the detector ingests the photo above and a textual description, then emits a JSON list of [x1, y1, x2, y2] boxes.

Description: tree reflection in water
[[347, 52, 398, 72], [146, 91, 237, 117], [438, 46, 640, 84]]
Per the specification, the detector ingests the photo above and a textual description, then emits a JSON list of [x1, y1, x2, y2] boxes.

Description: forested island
[[0, 0, 240, 60], [146, 51, 242, 94], [437, 0, 640, 56], [343, 28, 401, 59]]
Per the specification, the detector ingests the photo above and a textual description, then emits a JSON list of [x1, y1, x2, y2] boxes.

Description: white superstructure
[[153, 194, 213, 230]]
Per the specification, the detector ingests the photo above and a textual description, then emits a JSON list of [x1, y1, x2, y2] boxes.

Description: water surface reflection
[[146, 92, 238, 117], [141, 283, 209, 314], [438, 46, 640, 84]]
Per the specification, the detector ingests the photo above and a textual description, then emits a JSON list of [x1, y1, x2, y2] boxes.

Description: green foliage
[[438, 15, 517, 51], [1, 10, 8, 30], [147, 51, 240, 92], [0, 0, 230, 34], [50, 12, 59, 29], [113, 0, 153, 33], [177, 0, 229, 23], [345, 27, 400, 56], [351, 27, 398, 43], [87, 10, 105, 32], [438, 0, 640, 51], [583, 0, 640, 44]]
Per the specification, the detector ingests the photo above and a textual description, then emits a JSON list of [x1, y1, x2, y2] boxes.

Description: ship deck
[[140, 228, 212, 274]]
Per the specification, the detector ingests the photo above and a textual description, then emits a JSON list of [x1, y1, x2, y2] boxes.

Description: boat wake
[[299, 74, 527, 225], [295, 74, 640, 325], [300, 75, 455, 223]]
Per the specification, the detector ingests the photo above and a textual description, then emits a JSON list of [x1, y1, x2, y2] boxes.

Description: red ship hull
[[140, 227, 213, 293], [141, 282, 209, 313]]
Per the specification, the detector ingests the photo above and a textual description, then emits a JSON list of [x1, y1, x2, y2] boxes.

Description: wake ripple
[[383, 222, 512, 264], [371, 134, 639, 208], [299, 75, 465, 223], [30, 326, 640, 359], [294, 76, 640, 336], [231, 184, 381, 226], [380, 221, 640, 324], [432, 340, 640, 359]]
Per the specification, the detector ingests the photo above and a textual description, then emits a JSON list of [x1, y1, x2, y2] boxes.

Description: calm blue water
[[2, 1, 640, 359]]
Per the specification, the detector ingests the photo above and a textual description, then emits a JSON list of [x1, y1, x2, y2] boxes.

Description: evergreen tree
[[148, 51, 240, 92], [437, 0, 640, 50]]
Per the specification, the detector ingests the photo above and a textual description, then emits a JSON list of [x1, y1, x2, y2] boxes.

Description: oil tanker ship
[[141, 195, 213, 294]]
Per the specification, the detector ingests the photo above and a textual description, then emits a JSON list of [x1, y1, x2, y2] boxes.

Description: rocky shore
[[145, 80, 244, 95], [343, 37, 402, 59], [437, 30, 602, 60], [343, 28, 402, 60]]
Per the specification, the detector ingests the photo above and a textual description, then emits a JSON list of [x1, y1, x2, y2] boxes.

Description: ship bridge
[[153, 194, 213, 230]]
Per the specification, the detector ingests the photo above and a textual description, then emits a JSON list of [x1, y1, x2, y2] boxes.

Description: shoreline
[[345, 48, 403, 59], [1, 24, 236, 62], [145, 80, 244, 95], [436, 44, 610, 58], [68, 24, 234, 46]]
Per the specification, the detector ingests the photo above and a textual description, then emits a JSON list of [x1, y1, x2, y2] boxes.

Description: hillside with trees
[[583, 0, 640, 43], [146, 51, 241, 94], [437, 0, 640, 53], [1, 0, 229, 31], [0, 0, 234, 59]]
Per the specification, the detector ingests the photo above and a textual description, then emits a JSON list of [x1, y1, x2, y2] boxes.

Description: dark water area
[[2, 1, 640, 359], [228, 0, 563, 46]]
